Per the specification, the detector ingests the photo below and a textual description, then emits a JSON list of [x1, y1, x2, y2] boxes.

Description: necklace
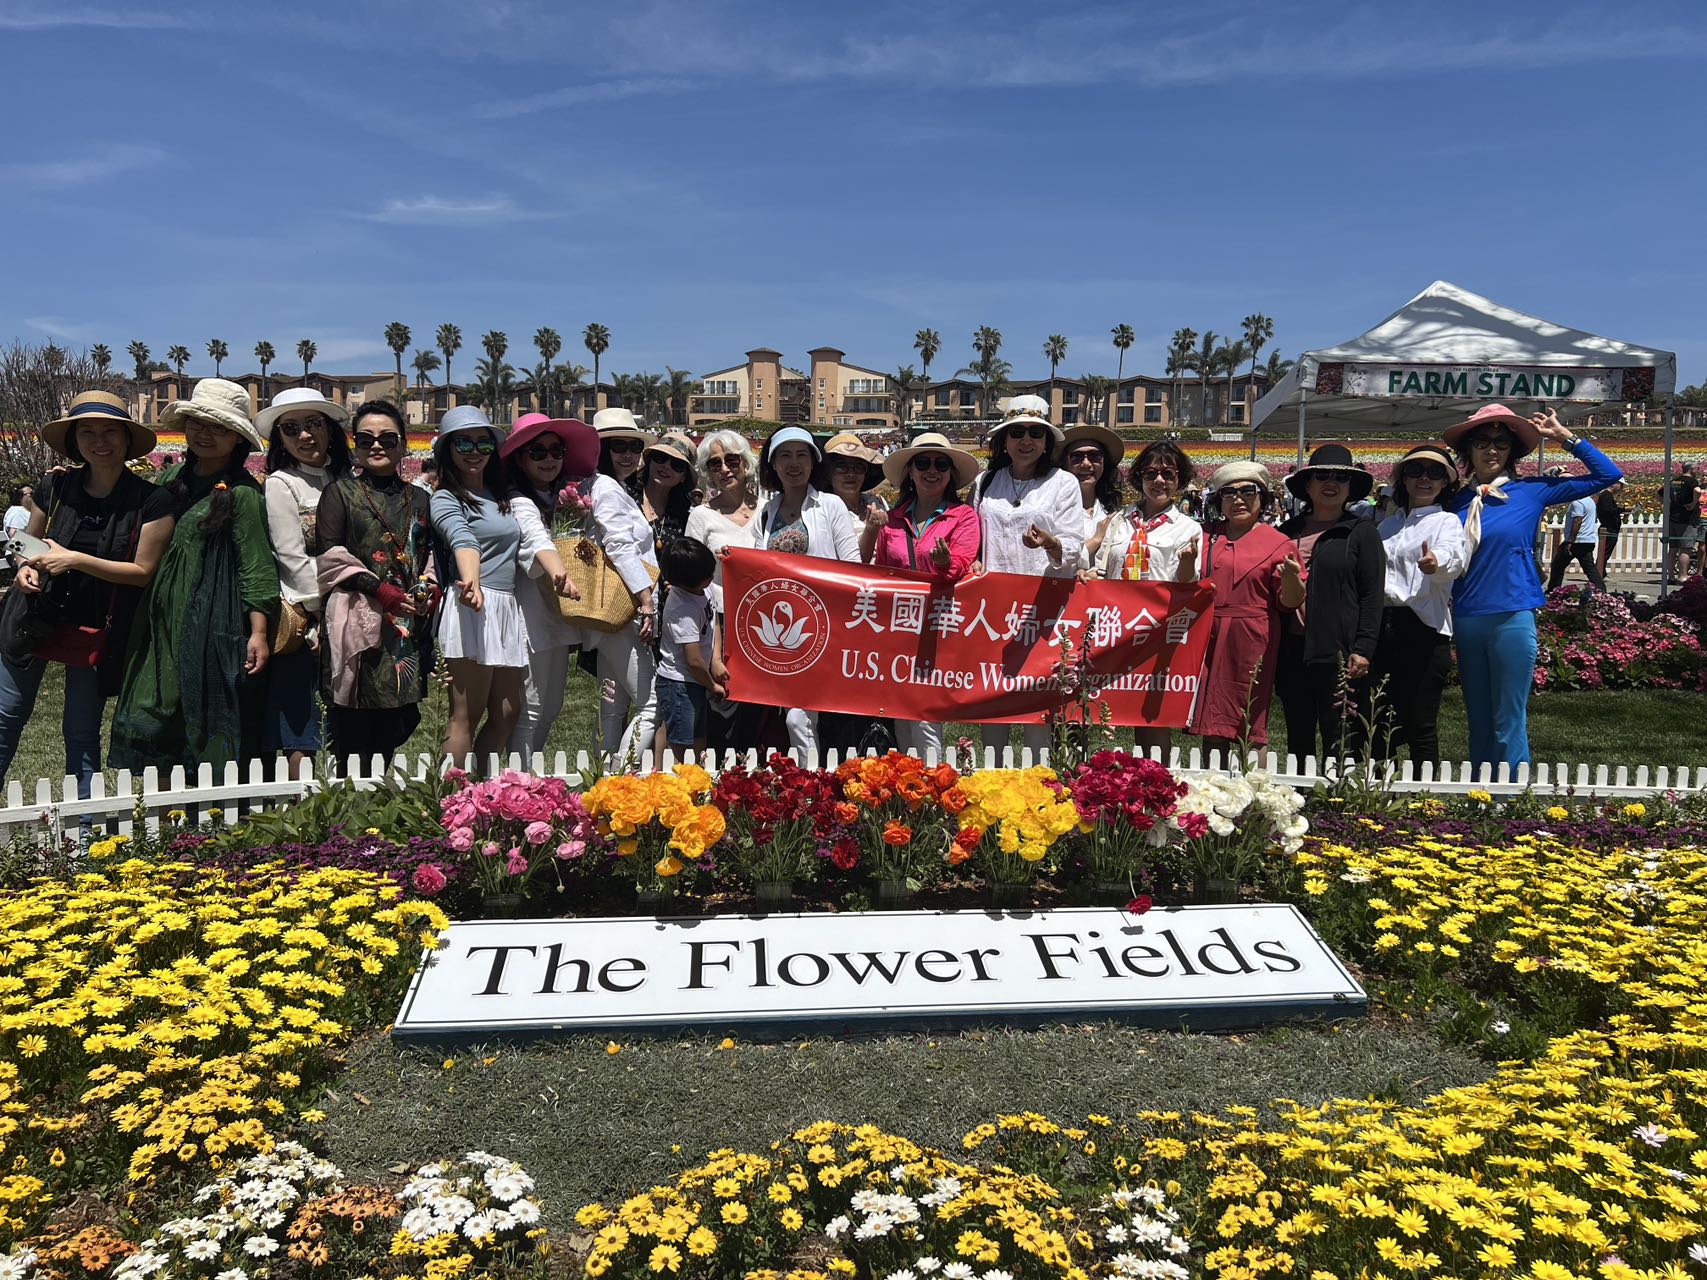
[[1006, 471, 1040, 508]]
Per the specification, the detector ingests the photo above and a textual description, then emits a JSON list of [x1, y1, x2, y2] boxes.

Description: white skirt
[[437, 586, 530, 668]]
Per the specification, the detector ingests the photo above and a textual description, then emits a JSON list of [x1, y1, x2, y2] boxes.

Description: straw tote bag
[[554, 534, 657, 634]]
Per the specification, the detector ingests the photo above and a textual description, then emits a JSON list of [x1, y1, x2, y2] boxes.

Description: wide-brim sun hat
[[1442, 403, 1541, 460], [1393, 443, 1459, 483], [1284, 443, 1375, 502], [501, 412, 600, 477], [436, 404, 507, 445], [44, 390, 156, 460], [644, 430, 699, 472], [823, 430, 884, 489], [159, 377, 263, 450], [764, 425, 822, 462], [1208, 460, 1274, 495], [882, 431, 981, 491], [592, 406, 652, 445], [992, 393, 1064, 447], [1059, 423, 1126, 466], [254, 387, 351, 441]]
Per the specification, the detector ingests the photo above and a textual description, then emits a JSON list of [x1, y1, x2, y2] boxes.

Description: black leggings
[[1275, 634, 1370, 765], [1369, 606, 1452, 766]]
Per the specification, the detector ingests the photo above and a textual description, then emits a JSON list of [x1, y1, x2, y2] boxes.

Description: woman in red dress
[[1191, 461, 1304, 755]]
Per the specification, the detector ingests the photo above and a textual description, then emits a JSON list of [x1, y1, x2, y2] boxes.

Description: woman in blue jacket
[[1444, 404, 1621, 771]]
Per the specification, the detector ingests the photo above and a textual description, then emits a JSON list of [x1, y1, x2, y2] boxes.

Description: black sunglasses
[[525, 444, 565, 461], [1067, 448, 1104, 464], [911, 455, 954, 473], [654, 456, 690, 474], [451, 436, 496, 456], [1006, 425, 1050, 441], [278, 417, 330, 439], [1219, 485, 1264, 502], [354, 431, 402, 450], [1309, 469, 1360, 484], [1398, 462, 1451, 481], [607, 439, 645, 453]]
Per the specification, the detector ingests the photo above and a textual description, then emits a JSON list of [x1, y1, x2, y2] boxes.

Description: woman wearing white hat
[[110, 378, 280, 772], [753, 425, 861, 758], [971, 394, 1084, 753], [429, 406, 530, 767], [871, 432, 982, 759], [256, 387, 354, 773], [1059, 423, 1125, 558], [0, 391, 175, 798]]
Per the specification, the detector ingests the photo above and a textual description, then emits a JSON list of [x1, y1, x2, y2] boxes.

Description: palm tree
[[206, 338, 229, 376], [1043, 335, 1068, 406], [583, 323, 610, 415], [481, 330, 508, 366], [953, 352, 1012, 424], [1167, 328, 1197, 426], [891, 364, 920, 423], [532, 327, 562, 414], [665, 367, 700, 427], [167, 345, 191, 381], [436, 324, 463, 390], [297, 339, 317, 379], [1081, 374, 1115, 425], [1215, 339, 1249, 427], [1111, 323, 1135, 385], [91, 344, 112, 377], [629, 371, 666, 424], [1262, 349, 1294, 385], [385, 322, 411, 403], [411, 349, 442, 421], [127, 341, 151, 419], [1241, 314, 1274, 397], [1192, 330, 1219, 425], [913, 328, 941, 395], [472, 356, 518, 422], [254, 341, 276, 403]]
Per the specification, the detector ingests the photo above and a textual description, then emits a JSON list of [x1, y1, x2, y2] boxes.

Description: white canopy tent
[[1250, 279, 1681, 584]]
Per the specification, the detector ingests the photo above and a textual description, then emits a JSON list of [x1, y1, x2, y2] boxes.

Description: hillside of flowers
[[2, 760, 1706, 1278]]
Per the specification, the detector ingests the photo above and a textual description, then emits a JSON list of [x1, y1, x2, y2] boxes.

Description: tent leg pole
[[1296, 392, 1308, 467], [1662, 394, 1677, 598]]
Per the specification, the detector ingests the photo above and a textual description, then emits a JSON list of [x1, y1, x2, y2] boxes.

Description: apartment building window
[[1118, 385, 1135, 404], [1144, 404, 1162, 424], [704, 379, 739, 397], [934, 389, 949, 406], [848, 377, 886, 394], [1146, 388, 1164, 405], [1062, 408, 1079, 425], [1117, 406, 1135, 424], [1230, 404, 1245, 423], [1060, 385, 1079, 403]]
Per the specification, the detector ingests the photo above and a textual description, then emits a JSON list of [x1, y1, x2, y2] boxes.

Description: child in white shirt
[[652, 536, 727, 758]]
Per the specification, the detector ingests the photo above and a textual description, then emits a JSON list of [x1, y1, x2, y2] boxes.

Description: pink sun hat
[[501, 412, 601, 478], [1442, 403, 1542, 460]]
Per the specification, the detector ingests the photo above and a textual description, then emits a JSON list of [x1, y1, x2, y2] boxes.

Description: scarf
[[1462, 475, 1512, 559], [1121, 510, 1174, 580]]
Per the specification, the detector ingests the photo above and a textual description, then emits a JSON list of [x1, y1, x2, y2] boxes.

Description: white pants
[[511, 644, 572, 758], [895, 720, 943, 761], [784, 708, 819, 761], [597, 624, 657, 763]]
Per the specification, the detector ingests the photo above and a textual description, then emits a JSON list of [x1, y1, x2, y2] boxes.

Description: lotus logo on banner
[[754, 601, 812, 651], [733, 578, 831, 677]]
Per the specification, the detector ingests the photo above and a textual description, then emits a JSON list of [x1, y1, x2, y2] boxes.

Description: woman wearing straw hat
[[1443, 404, 1621, 771], [971, 394, 1083, 754], [500, 412, 596, 757], [1274, 445, 1385, 766], [1189, 460, 1304, 757], [754, 425, 861, 758], [429, 406, 530, 767], [0, 392, 175, 796], [819, 431, 888, 560], [593, 407, 653, 496], [110, 378, 280, 772], [1372, 442, 1468, 767], [1059, 422, 1125, 560], [255, 387, 354, 774], [871, 432, 982, 760]]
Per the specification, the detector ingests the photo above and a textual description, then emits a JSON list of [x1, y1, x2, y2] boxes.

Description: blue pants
[[0, 658, 106, 798], [1454, 610, 1536, 774]]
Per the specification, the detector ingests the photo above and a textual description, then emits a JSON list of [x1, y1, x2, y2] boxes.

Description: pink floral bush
[[439, 768, 599, 897], [1536, 587, 1707, 691]]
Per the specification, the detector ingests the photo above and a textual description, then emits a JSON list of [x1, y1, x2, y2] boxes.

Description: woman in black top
[[1595, 481, 1626, 580], [1274, 445, 1385, 765], [0, 392, 176, 795]]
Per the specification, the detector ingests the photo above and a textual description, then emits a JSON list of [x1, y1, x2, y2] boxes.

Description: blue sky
[[4, 0, 1705, 389]]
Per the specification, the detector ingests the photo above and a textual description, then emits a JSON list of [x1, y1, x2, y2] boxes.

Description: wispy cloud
[[1, 144, 164, 190], [25, 316, 100, 341], [475, 77, 696, 120], [359, 195, 560, 225], [0, 4, 192, 30]]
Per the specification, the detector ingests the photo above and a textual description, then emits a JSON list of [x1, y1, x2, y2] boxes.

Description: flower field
[[3, 763, 1707, 1278]]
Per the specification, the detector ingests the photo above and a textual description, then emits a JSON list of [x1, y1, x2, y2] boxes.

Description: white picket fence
[[3, 745, 1703, 845], [1542, 513, 1665, 574]]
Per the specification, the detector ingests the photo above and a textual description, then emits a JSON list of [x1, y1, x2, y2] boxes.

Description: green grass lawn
[[318, 1016, 1488, 1227], [5, 663, 1704, 793]]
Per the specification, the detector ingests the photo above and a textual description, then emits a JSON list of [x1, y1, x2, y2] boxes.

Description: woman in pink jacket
[[870, 431, 982, 759]]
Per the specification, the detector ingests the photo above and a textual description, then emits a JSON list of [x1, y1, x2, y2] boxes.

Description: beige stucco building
[[689, 347, 901, 432]]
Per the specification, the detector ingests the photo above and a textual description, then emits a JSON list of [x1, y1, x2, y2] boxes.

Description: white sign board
[[393, 906, 1365, 1038], [1337, 363, 1626, 401]]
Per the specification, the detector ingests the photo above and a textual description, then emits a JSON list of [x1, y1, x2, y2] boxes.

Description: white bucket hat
[[254, 386, 351, 441], [160, 377, 263, 450], [994, 393, 1063, 446]]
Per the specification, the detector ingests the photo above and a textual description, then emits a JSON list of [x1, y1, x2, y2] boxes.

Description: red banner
[[722, 549, 1216, 726]]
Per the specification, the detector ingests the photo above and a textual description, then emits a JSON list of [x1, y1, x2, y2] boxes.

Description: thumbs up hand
[[1418, 539, 1437, 575]]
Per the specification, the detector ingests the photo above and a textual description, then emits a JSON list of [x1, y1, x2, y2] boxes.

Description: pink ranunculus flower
[[524, 820, 554, 846], [506, 848, 529, 876], [411, 863, 449, 896], [556, 840, 585, 860], [447, 826, 475, 852], [481, 841, 501, 858]]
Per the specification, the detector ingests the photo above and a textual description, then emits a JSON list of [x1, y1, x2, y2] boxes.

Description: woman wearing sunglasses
[[1092, 439, 1203, 759], [593, 407, 652, 496], [255, 388, 354, 774], [685, 429, 759, 583], [1060, 423, 1125, 561], [755, 425, 861, 758], [1189, 461, 1304, 758], [312, 400, 438, 767], [971, 395, 1083, 753], [1371, 443, 1467, 767], [429, 406, 528, 768], [1274, 445, 1385, 766], [871, 432, 983, 759], [499, 413, 594, 756]]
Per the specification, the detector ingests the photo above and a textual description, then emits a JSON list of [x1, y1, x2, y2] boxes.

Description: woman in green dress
[[109, 379, 279, 773]]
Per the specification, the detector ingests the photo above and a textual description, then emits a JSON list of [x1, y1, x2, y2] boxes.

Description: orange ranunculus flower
[[948, 826, 981, 865], [882, 821, 913, 847], [926, 763, 960, 793], [897, 777, 932, 808], [834, 802, 860, 825], [940, 787, 970, 815], [656, 854, 685, 878]]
